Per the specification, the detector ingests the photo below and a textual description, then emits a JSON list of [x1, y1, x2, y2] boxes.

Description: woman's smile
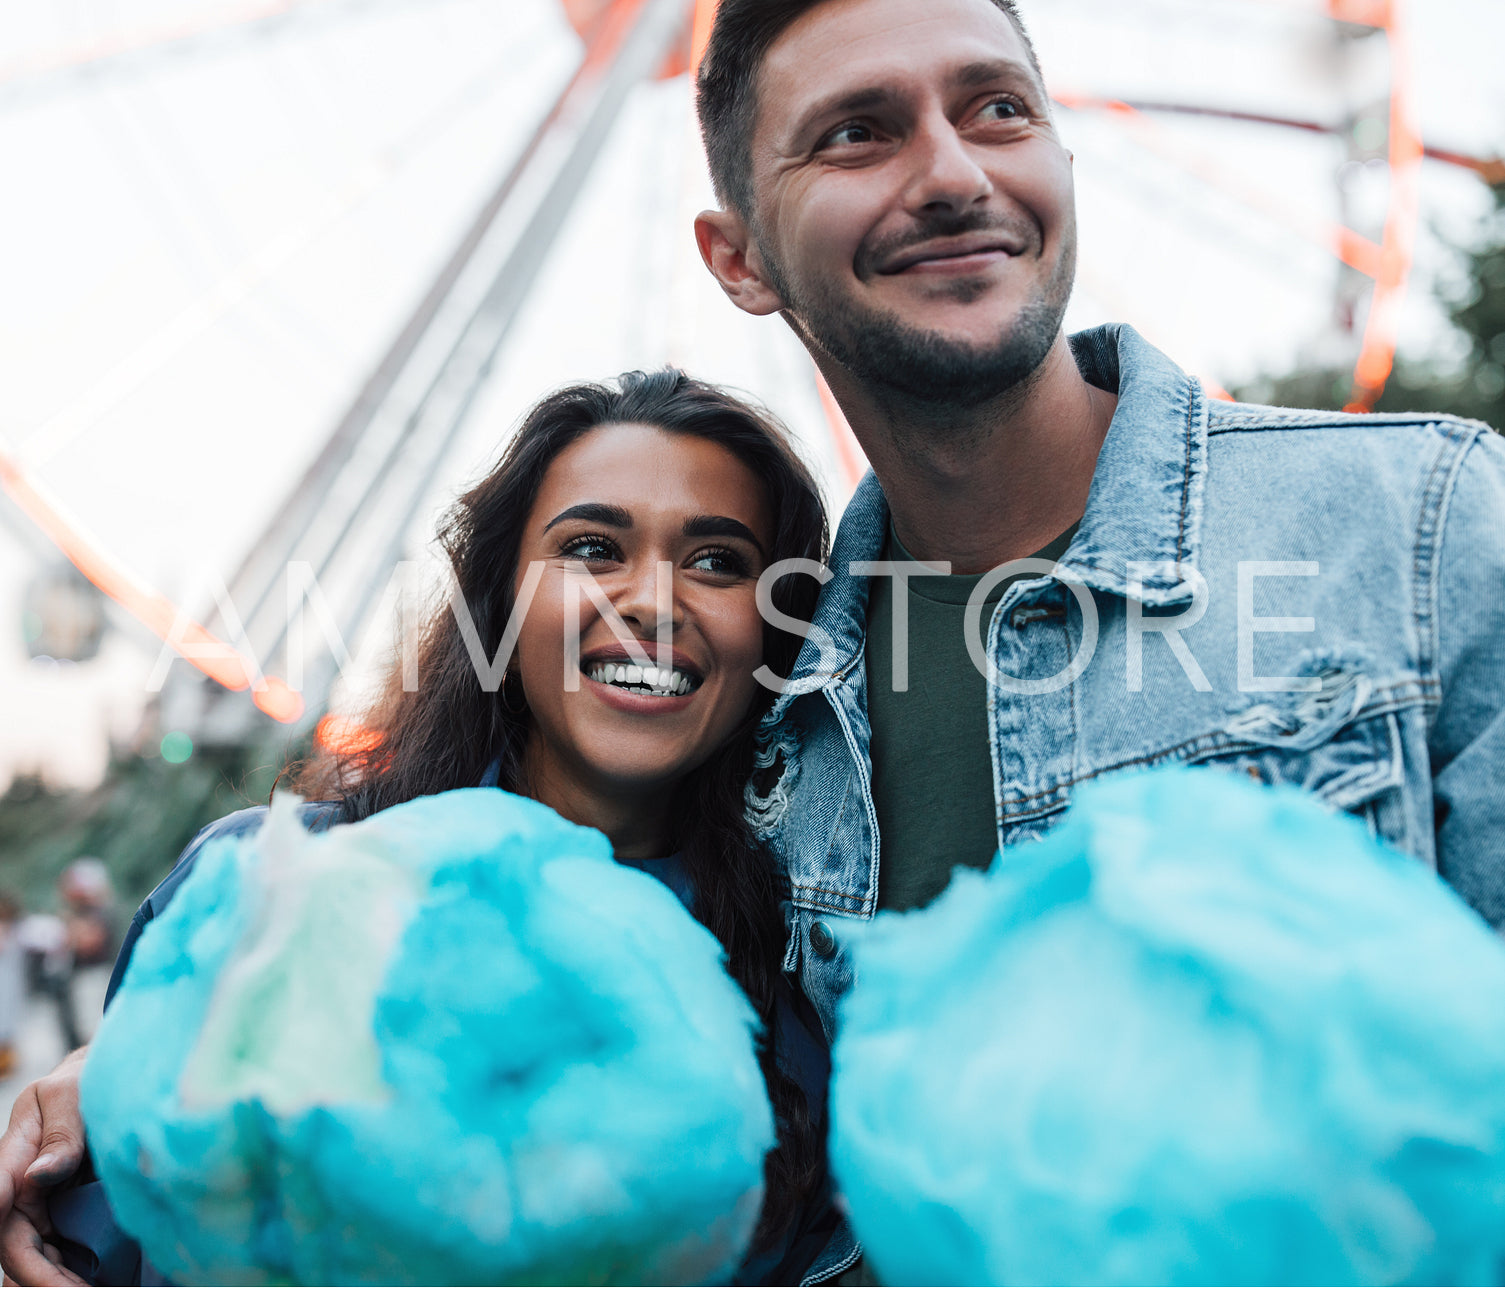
[[585, 672, 698, 714], [582, 648, 703, 700]]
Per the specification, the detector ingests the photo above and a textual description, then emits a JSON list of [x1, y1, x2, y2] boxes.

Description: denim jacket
[[755, 324, 1505, 1045]]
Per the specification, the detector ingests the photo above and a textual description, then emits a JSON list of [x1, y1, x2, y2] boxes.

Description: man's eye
[[822, 122, 875, 149], [978, 98, 1023, 123], [690, 547, 750, 577], [560, 534, 620, 563]]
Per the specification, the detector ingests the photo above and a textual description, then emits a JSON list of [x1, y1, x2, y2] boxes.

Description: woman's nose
[[613, 559, 682, 638]]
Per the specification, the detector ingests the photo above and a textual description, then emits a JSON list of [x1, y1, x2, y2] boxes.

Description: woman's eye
[[689, 547, 750, 577], [560, 534, 620, 563]]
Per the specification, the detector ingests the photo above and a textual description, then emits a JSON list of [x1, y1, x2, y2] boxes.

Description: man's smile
[[871, 230, 1029, 277]]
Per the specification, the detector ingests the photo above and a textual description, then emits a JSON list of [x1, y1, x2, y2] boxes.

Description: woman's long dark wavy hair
[[291, 368, 830, 1251]]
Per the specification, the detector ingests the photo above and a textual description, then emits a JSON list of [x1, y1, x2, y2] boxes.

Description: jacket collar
[[766, 324, 1208, 719], [763, 468, 890, 714], [1056, 324, 1208, 606]]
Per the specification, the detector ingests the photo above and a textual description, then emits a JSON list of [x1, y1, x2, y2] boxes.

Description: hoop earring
[[500, 669, 529, 716]]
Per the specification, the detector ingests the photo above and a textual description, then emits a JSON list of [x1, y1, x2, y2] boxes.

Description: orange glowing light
[[689, 0, 718, 75], [254, 677, 307, 724], [1057, 0, 1422, 419], [559, 0, 687, 80], [1327, 0, 1391, 28], [315, 713, 384, 757], [1334, 226, 1384, 279], [1053, 91, 1384, 282], [1346, 0, 1421, 412], [556, 0, 614, 39]]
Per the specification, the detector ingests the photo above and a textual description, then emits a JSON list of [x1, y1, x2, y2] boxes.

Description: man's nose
[[902, 115, 993, 214], [613, 559, 680, 639]]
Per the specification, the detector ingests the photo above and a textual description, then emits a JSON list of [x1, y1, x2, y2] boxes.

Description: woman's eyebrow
[[683, 514, 766, 558], [542, 501, 632, 533]]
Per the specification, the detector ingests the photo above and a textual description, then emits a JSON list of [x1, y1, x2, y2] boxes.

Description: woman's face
[[511, 422, 774, 807]]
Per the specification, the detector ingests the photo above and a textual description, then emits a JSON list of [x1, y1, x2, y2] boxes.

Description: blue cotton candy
[[82, 789, 773, 1285], [830, 767, 1505, 1286]]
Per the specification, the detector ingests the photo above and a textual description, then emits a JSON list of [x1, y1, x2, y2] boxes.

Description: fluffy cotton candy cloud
[[82, 788, 773, 1286], [831, 766, 1505, 1286]]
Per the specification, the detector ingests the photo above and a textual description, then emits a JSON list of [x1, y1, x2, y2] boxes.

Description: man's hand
[[0, 1048, 90, 1286]]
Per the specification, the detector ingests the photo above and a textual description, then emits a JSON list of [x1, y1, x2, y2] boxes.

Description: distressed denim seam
[[992, 680, 1436, 816]]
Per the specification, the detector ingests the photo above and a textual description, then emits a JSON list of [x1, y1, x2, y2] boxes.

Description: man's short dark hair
[[696, 0, 1044, 220]]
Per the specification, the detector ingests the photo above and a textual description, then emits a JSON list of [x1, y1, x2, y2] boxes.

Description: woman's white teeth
[[586, 662, 695, 695]]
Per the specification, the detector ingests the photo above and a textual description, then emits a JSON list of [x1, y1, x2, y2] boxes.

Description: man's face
[[742, 0, 1076, 404]]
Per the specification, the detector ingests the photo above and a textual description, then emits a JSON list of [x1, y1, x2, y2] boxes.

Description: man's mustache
[[855, 212, 1039, 281]]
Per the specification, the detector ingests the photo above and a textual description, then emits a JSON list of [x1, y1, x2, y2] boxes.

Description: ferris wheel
[[1036, 0, 1500, 410], [0, 0, 1499, 749]]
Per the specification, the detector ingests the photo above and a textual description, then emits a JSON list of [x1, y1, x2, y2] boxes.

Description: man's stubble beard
[[762, 222, 1078, 416]]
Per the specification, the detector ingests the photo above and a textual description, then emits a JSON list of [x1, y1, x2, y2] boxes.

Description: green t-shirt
[[865, 522, 1078, 912]]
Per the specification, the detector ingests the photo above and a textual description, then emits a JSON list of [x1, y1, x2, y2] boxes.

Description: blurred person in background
[[56, 863, 117, 976], [12, 862, 118, 1057], [56, 862, 119, 1051], [15, 916, 70, 1056], [0, 894, 26, 1081]]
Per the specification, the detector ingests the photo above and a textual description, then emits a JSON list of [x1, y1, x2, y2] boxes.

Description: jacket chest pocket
[[1186, 671, 1407, 844]]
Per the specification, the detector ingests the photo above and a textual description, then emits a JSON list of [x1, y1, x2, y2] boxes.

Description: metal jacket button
[[809, 920, 837, 959]]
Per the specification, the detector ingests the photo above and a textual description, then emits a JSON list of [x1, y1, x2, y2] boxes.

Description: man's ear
[[694, 208, 786, 317]]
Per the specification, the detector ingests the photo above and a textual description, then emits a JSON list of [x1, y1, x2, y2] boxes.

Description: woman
[[5, 370, 849, 1286]]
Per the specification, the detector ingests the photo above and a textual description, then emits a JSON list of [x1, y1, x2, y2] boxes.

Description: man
[[690, 0, 1505, 1049], [3, 0, 1502, 1283]]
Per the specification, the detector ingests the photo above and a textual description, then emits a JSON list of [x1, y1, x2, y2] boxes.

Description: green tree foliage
[[1236, 182, 1505, 429], [0, 736, 304, 914]]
